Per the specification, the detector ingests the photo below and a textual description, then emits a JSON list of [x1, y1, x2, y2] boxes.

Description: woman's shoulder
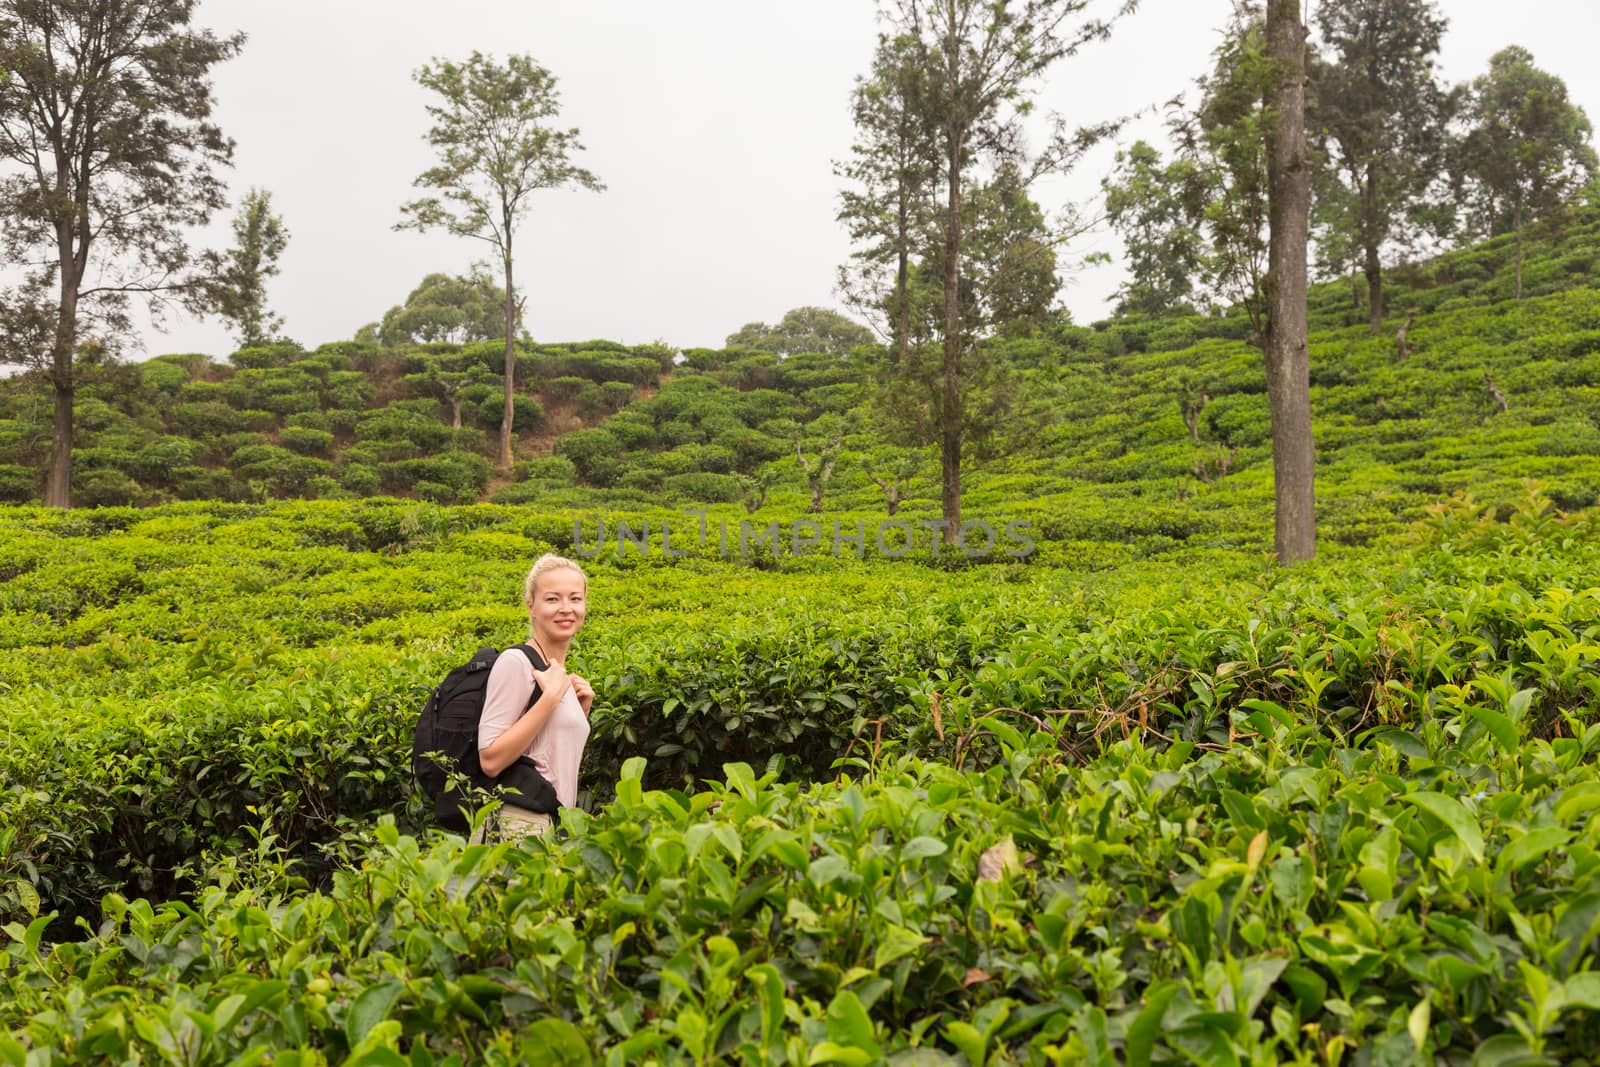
[[488, 645, 538, 684]]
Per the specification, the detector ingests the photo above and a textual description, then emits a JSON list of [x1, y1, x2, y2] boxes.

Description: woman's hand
[[531, 660, 569, 698], [570, 674, 595, 716]]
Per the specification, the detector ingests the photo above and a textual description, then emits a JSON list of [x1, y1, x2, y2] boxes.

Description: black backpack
[[411, 644, 560, 833]]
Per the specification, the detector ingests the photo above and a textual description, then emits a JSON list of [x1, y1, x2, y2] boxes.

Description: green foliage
[[0, 464, 36, 504], [476, 393, 543, 432], [202, 186, 290, 348], [378, 270, 506, 347], [1102, 141, 1206, 315], [280, 426, 334, 458], [1457, 46, 1598, 243], [725, 306, 874, 357], [4, 492, 1600, 1062]]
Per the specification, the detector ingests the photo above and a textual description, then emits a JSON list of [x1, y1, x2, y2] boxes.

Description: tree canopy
[[1455, 45, 1596, 298], [398, 51, 603, 468], [378, 271, 507, 348], [0, 0, 242, 506], [838, 0, 1133, 542], [203, 187, 290, 349], [1308, 0, 1453, 329], [725, 307, 873, 357]]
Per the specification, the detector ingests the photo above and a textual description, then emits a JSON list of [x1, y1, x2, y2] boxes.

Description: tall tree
[[836, 32, 939, 364], [842, 0, 1134, 544], [1263, 0, 1315, 562], [398, 52, 603, 470], [1456, 46, 1596, 300], [1101, 140, 1206, 315], [964, 162, 1062, 338], [1172, 11, 1273, 332], [1309, 0, 1452, 331], [204, 186, 289, 348], [0, 0, 242, 507], [1172, 3, 1314, 562]]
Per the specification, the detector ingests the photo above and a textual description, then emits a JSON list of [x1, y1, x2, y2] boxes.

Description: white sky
[[135, 0, 1600, 357]]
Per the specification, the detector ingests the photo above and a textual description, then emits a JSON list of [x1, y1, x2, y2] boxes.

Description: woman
[[476, 553, 594, 840]]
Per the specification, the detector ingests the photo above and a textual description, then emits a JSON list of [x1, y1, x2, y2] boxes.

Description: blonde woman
[[476, 554, 595, 839]]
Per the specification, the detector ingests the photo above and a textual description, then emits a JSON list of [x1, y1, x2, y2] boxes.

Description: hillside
[[2, 205, 1598, 560], [4, 204, 1600, 1067]]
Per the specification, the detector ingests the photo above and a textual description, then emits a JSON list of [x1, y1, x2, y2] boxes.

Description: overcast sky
[[137, 0, 1600, 358]]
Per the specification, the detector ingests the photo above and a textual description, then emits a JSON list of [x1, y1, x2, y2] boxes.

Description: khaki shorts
[[473, 807, 553, 844]]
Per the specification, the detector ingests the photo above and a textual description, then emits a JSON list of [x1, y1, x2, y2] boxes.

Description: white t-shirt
[[477, 647, 591, 808]]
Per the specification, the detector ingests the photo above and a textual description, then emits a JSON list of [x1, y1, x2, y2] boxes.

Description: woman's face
[[530, 567, 587, 644]]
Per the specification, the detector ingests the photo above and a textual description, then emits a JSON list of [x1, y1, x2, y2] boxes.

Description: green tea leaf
[[519, 1018, 593, 1066], [1126, 980, 1182, 1067], [1403, 792, 1484, 863], [345, 981, 405, 1048], [1465, 704, 1519, 754], [824, 989, 881, 1059], [1564, 971, 1600, 1010], [874, 924, 926, 969], [900, 836, 948, 862], [1496, 827, 1571, 876]]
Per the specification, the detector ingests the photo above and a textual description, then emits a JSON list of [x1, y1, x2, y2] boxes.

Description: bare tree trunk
[[1264, 0, 1316, 564], [1514, 201, 1524, 301], [1362, 165, 1383, 332], [938, 15, 962, 546], [500, 244, 515, 470], [870, 473, 905, 516], [46, 222, 80, 508], [894, 219, 910, 365], [47, 335, 74, 508], [1484, 372, 1508, 413], [1395, 308, 1418, 362]]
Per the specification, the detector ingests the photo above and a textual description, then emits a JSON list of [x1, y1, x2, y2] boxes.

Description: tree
[[379, 270, 507, 347], [0, 0, 242, 507], [398, 52, 603, 470], [1456, 46, 1597, 300], [964, 162, 1062, 338], [794, 422, 845, 514], [1173, 10, 1273, 328], [1171, 3, 1314, 562], [1263, 0, 1315, 562], [725, 306, 873, 357], [836, 33, 939, 363], [204, 187, 289, 348], [841, 0, 1135, 544], [867, 449, 920, 516], [1308, 0, 1452, 330], [1101, 141, 1206, 315]]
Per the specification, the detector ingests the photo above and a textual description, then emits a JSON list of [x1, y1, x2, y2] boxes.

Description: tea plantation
[[2, 486, 1599, 1064], [3, 218, 1600, 1062]]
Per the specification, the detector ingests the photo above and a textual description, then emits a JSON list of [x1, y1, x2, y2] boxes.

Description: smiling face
[[528, 565, 587, 649]]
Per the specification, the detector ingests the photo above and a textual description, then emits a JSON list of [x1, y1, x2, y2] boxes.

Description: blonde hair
[[524, 553, 587, 608]]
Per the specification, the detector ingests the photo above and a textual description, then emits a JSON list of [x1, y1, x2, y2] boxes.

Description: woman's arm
[[478, 650, 569, 778]]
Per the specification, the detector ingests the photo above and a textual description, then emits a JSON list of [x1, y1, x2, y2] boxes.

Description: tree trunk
[[500, 246, 515, 470], [45, 222, 81, 508], [1513, 201, 1524, 301], [1395, 308, 1418, 362], [1363, 166, 1383, 332], [894, 206, 910, 365], [1264, 0, 1316, 564], [46, 341, 75, 508], [938, 14, 962, 547]]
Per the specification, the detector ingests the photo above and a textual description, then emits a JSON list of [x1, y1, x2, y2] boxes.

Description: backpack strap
[[506, 643, 547, 712]]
